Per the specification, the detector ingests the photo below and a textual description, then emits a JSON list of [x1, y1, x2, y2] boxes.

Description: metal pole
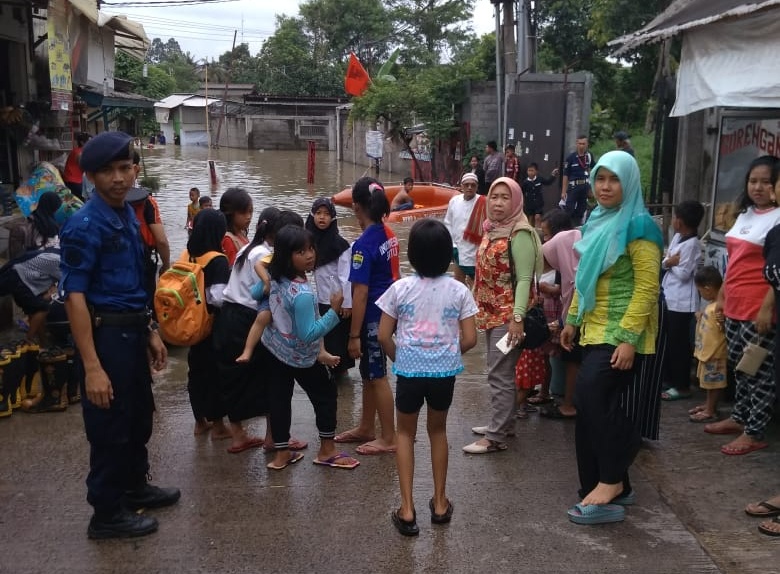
[[494, 4, 502, 144]]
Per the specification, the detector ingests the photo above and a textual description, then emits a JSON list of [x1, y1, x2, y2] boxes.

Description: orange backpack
[[154, 250, 224, 346]]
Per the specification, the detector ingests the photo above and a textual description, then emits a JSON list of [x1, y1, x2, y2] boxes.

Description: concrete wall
[[462, 81, 500, 143]]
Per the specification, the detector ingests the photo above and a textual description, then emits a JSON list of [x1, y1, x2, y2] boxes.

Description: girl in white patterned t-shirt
[[377, 219, 478, 536]]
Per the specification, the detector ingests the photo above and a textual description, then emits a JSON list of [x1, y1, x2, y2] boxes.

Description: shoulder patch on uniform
[[63, 247, 83, 267], [352, 252, 364, 270]]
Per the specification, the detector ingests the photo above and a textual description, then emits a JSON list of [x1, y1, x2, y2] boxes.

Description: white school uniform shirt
[[661, 233, 701, 312], [443, 194, 479, 267], [222, 241, 272, 310], [312, 247, 353, 309]]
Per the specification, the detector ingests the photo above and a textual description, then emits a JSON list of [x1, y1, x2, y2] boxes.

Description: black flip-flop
[[746, 501, 780, 518], [540, 404, 576, 419], [429, 498, 454, 524], [391, 509, 419, 536], [758, 517, 780, 537]]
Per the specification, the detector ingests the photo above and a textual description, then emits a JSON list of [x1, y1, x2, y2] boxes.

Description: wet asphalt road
[[1, 339, 779, 574]]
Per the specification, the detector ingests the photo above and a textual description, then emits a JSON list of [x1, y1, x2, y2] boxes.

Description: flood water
[[141, 145, 408, 261], [141, 144, 484, 375]]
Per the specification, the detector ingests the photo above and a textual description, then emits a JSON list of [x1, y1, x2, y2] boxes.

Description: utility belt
[[569, 179, 589, 187], [89, 306, 151, 329]]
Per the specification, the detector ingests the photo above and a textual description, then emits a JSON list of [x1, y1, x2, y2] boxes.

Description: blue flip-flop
[[567, 503, 625, 525]]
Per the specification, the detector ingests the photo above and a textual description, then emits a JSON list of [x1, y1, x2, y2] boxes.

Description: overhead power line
[[102, 0, 241, 6]]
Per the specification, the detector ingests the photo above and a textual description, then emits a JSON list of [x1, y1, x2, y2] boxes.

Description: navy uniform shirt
[[59, 192, 147, 310], [563, 151, 596, 186]]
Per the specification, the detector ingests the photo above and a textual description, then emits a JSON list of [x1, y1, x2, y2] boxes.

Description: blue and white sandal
[[567, 503, 625, 525]]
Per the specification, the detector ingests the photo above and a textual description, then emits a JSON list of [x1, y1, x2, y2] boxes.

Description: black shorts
[[0, 268, 49, 315], [395, 374, 455, 414]]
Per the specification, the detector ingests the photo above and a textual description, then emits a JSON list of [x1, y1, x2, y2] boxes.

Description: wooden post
[[307, 140, 316, 184]]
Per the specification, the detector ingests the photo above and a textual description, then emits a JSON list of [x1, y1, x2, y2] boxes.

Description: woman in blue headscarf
[[560, 151, 663, 525]]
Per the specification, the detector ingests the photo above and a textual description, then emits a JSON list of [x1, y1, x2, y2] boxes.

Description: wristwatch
[[513, 314, 523, 323], [148, 320, 160, 333]]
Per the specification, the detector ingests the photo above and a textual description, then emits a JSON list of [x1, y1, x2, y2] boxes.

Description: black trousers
[[79, 325, 154, 517], [261, 345, 337, 450], [187, 330, 225, 421], [662, 304, 695, 391], [212, 302, 268, 423], [318, 303, 354, 375], [575, 345, 641, 497]]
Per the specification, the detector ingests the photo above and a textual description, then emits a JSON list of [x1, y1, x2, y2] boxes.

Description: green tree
[[387, 0, 476, 66], [298, 0, 392, 72], [146, 37, 185, 65], [256, 16, 342, 96], [215, 43, 259, 85]]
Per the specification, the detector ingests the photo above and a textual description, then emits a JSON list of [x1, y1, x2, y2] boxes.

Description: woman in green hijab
[[560, 151, 663, 525]]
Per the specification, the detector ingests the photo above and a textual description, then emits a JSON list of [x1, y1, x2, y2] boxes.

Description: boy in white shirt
[[660, 200, 705, 400]]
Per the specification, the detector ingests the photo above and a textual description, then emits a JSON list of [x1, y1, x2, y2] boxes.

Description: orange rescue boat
[[332, 182, 460, 223]]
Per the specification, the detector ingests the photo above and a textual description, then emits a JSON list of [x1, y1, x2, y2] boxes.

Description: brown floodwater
[[141, 144, 485, 374], [141, 145, 412, 268]]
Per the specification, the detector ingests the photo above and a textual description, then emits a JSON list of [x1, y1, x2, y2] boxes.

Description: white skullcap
[[461, 172, 478, 184]]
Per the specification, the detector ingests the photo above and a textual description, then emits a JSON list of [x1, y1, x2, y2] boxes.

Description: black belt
[[569, 179, 588, 186], [90, 307, 151, 328]]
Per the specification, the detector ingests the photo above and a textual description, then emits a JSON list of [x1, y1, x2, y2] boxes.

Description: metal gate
[[505, 90, 567, 212]]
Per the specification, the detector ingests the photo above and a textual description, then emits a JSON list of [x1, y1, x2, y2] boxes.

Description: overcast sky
[[102, 0, 497, 61]]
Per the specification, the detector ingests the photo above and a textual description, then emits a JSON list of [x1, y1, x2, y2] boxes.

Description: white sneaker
[[462, 440, 508, 454]]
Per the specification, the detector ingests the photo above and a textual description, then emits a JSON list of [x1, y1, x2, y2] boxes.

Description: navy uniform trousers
[[79, 324, 154, 517]]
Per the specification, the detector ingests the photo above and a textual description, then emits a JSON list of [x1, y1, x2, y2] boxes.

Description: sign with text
[[713, 114, 780, 231]]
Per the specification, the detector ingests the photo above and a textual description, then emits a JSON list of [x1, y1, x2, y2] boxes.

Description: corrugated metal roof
[[181, 96, 219, 107], [154, 94, 194, 109], [610, 0, 780, 53]]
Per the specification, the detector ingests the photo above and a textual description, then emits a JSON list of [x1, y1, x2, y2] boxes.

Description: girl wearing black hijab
[[186, 209, 232, 438], [306, 197, 355, 377], [31, 191, 63, 248]]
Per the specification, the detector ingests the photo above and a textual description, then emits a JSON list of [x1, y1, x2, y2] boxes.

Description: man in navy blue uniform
[[561, 135, 596, 224], [59, 131, 179, 539]]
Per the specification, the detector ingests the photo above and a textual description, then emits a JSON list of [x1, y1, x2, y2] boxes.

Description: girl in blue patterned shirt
[[377, 219, 478, 536], [261, 225, 360, 471]]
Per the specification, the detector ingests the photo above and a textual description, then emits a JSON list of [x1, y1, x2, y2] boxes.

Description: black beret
[[79, 131, 134, 172], [613, 130, 630, 141]]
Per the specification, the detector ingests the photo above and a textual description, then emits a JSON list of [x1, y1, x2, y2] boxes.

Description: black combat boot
[[87, 509, 159, 539], [122, 483, 181, 511]]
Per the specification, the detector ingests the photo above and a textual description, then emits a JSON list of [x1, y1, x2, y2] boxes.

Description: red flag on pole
[[345, 52, 370, 97]]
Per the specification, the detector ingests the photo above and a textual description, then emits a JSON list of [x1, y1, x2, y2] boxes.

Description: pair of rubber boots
[[0, 342, 79, 416], [20, 346, 79, 414], [0, 341, 39, 418]]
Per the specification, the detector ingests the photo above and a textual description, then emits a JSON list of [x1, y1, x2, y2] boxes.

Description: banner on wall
[[47, 0, 73, 111], [712, 114, 780, 231]]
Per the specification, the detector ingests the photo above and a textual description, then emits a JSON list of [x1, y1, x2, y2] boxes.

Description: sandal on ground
[[758, 517, 780, 537], [720, 441, 768, 456], [539, 404, 576, 419], [745, 501, 780, 518], [567, 503, 625, 525], [313, 452, 360, 469], [689, 411, 718, 423], [334, 430, 376, 443], [527, 395, 553, 405], [661, 388, 692, 401], [429, 498, 454, 524], [266, 451, 304, 470], [391, 509, 419, 537]]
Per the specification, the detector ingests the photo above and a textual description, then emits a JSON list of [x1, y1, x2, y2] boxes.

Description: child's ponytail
[[352, 176, 390, 223]]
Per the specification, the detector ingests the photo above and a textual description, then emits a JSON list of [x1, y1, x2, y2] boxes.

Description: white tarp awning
[[67, 0, 99, 23], [671, 8, 780, 116], [97, 13, 150, 61]]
